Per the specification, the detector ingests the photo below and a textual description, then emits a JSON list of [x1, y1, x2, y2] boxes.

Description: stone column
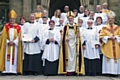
[[23, 0, 32, 20], [41, 0, 50, 11], [9, 0, 23, 22]]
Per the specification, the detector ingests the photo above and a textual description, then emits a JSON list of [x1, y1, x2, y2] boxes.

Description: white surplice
[[51, 16, 60, 26], [42, 28, 61, 66], [93, 24, 106, 54], [94, 12, 108, 24], [39, 24, 49, 50], [55, 25, 64, 32], [3, 28, 18, 73], [38, 18, 50, 24], [83, 28, 100, 59], [22, 22, 41, 54], [61, 12, 67, 20]]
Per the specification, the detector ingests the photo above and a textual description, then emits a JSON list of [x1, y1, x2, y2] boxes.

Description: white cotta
[[61, 12, 67, 20], [42, 28, 61, 66], [39, 24, 49, 50], [38, 18, 50, 24], [51, 16, 60, 26], [22, 22, 41, 54], [83, 28, 100, 59], [94, 13, 108, 24], [2, 28, 18, 73]]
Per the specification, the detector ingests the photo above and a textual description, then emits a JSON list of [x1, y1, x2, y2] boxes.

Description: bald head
[[30, 13, 35, 22], [79, 6, 84, 12], [103, 2, 108, 9], [96, 5, 101, 12], [64, 5, 69, 12]]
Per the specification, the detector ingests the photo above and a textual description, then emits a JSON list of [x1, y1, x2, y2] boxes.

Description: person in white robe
[[51, 9, 61, 26], [78, 6, 85, 18], [94, 5, 108, 25], [42, 20, 61, 75], [55, 18, 64, 32], [22, 13, 42, 75], [99, 10, 120, 77], [38, 10, 50, 24], [83, 20, 100, 76], [93, 16, 106, 75], [101, 2, 110, 15], [39, 16, 49, 53], [61, 6, 69, 20], [82, 10, 95, 28], [78, 18, 85, 35], [19, 16, 26, 30]]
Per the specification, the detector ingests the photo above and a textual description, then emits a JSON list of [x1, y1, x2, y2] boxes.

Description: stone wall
[[9, 0, 23, 22], [8, 0, 120, 22]]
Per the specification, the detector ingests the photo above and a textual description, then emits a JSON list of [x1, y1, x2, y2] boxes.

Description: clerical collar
[[56, 25, 63, 27], [79, 12, 84, 14], [29, 22, 34, 24], [20, 24, 23, 26], [89, 18, 94, 20], [49, 28, 54, 30], [43, 22, 47, 24], [83, 14, 87, 17], [87, 27, 93, 29], [97, 24, 101, 26], [96, 11, 102, 13]]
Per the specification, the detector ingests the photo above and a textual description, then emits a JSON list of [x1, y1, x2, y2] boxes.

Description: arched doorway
[[49, 0, 81, 18]]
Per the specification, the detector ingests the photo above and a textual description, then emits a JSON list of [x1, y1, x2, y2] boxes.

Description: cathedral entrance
[[49, 0, 81, 18]]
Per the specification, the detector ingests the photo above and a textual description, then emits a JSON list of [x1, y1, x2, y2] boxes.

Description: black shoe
[[33, 72, 38, 76], [110, 74, 118, 77], [1, 73, 6, 76], [86, 73, 91, 76], [92, 73, 96, 76]]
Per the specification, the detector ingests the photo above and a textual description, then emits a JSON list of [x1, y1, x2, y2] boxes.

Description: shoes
[[1, 73, 6, 76], [33, 72, 38, 76]]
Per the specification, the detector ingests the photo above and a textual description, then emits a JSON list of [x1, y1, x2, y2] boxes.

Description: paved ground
[[0, 75, 120, 80]]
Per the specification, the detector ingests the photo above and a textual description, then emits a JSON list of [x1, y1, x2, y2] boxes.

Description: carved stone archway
[[40, 0, 88, 17]]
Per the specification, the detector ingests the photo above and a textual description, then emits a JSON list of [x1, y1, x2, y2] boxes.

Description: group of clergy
[[0, 2, 120, 77]]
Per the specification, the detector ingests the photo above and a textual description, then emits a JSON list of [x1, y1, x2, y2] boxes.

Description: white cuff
[[115, 36, 120, 43], [102, 36, 109, 44]]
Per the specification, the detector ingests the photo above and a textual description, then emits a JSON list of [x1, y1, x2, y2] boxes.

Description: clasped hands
[[8, 41, 15, 46], [108, 35, 116, 40], [49, 38, 55, 42]]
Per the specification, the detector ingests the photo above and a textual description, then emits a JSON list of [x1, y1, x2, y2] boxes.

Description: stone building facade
[[0, 0, 120, 22]]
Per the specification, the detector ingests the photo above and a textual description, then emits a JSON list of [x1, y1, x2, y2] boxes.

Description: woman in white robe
[[51, 9, 61, 26], [42, 20, 60, 76], [93, 16, 106, 75]]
